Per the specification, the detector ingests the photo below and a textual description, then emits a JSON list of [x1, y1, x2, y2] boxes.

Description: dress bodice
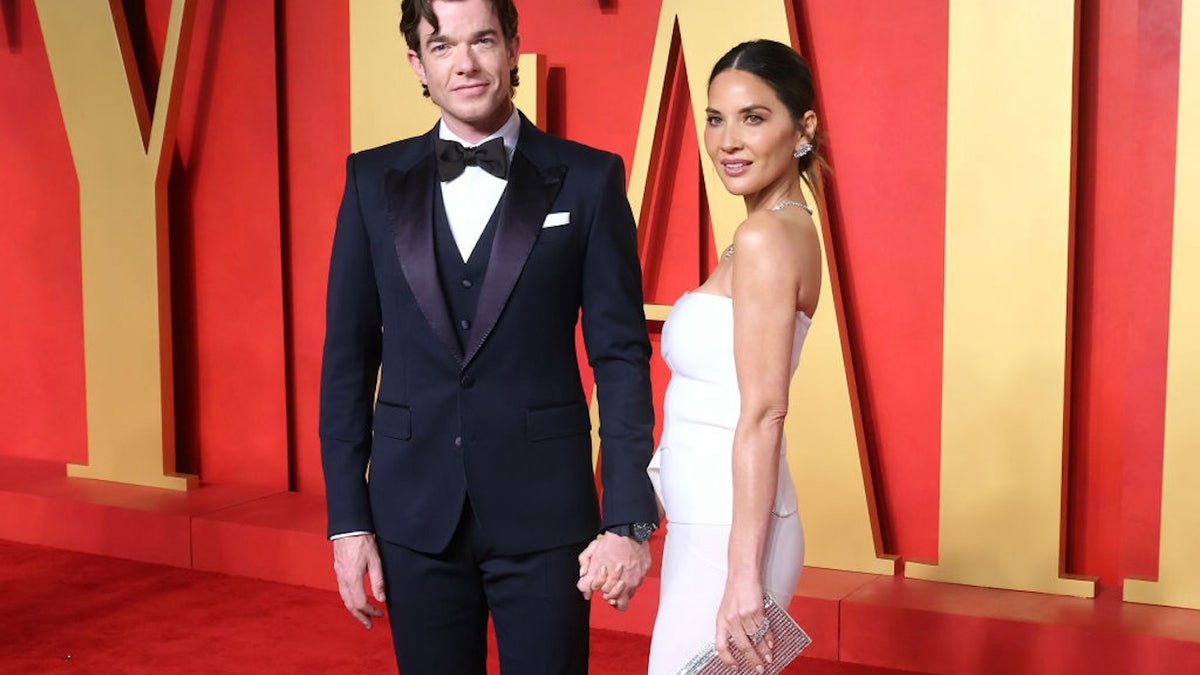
[[650, 291, 810, 524]]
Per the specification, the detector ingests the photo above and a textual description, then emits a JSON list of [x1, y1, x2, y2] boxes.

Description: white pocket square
[[542, 212, 570, 228]]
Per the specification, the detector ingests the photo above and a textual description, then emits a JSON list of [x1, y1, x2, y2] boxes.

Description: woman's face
[[704, 69, 807, 200]]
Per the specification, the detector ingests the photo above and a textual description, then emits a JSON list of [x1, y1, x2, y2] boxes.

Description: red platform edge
[[3, 455, 1199, 674]]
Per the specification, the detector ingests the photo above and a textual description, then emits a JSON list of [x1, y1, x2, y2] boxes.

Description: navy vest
[[432, 185, 506, 351]]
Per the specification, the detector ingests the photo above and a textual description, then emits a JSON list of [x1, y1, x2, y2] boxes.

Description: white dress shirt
[[438, 108, 521, 261]]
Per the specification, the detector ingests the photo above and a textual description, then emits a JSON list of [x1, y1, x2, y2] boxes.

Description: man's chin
[[449, 105, 510, 127]]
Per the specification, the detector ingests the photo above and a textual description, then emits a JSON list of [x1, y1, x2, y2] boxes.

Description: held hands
[[715, 575, 774, 672], [332, 533, 386, 629], [576, 532, 651, 611]]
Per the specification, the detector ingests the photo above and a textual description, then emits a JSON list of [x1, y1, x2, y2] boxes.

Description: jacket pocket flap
[[373, 402, 412, 440], [526, 403, 591, 441]]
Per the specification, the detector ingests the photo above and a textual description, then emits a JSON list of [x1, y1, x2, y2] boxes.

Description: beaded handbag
[[677, 594, 812, 675]]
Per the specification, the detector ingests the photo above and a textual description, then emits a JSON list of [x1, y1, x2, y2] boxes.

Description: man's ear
[[407, 49, 426, 85], [507, 34, 521, 68]]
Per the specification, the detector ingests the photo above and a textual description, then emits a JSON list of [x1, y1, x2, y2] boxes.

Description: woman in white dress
[[584, 39, 824, 674]]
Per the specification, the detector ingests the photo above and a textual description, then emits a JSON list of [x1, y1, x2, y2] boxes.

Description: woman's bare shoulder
[[732, 208, 815, 257]]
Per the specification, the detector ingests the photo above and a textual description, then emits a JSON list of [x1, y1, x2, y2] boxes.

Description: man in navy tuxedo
[[319, 0, 658, 671]]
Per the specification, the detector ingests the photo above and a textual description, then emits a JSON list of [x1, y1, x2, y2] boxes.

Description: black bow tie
[[436, 137, 509, 181]]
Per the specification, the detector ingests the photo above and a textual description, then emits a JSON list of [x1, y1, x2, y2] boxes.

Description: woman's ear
[[802, 110, 818, 141]]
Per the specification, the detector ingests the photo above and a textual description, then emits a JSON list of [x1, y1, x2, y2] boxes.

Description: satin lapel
[[385, 154, 464, 365], [463, 151, 566, 368]]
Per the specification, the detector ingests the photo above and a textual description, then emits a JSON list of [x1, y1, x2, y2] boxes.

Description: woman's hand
[[714, 574, 773, 671]]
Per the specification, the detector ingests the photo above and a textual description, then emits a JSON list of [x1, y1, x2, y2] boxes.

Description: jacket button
[[460, 319, 471, 330], [454, 436, 462, 447], [461, 375, 475, 388], [460, 278, 472, 288]]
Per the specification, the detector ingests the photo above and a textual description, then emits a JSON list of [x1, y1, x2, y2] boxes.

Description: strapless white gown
[[646, 291, 809, 674]]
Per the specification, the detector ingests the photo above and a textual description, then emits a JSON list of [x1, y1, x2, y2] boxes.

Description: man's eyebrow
[[425, 27, 499, 45]]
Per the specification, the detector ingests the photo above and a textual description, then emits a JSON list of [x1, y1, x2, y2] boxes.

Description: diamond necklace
[[770, 199, 812, 214], [723, 199, 814, 259]]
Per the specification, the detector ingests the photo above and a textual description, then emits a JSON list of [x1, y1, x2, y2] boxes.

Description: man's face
[[407, 0, 520, 142]]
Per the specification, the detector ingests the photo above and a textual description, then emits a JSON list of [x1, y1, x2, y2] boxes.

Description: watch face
[[632, 522, 655, 543]]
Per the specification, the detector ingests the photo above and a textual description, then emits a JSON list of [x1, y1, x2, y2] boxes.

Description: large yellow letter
[[906, 1, 1094, 596], [629, 0, 893, 575], [1124, 2, 1200, 611], [36, 0, 195, 490], [350, 0, 543, 151]]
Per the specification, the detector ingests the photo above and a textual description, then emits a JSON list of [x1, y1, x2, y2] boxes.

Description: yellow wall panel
[[36, 0, 196, 490], [906, 0, 1092, 596]]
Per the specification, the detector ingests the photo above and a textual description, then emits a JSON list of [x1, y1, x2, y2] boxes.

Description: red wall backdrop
[[0, 0, 1183, 590]]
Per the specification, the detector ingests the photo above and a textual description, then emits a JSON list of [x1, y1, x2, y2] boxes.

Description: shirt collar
[[438, 107, 521, 162]]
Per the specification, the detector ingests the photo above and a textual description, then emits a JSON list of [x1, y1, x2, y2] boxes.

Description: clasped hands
[[575, 532, 652, 611]]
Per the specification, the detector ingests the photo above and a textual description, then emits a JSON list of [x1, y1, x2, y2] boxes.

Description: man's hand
[[576, 532, 651, 610], [333, 533, 386, 628]]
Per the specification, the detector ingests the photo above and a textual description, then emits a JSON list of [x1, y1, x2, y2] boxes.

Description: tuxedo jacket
[[319, 114, 657, 555]]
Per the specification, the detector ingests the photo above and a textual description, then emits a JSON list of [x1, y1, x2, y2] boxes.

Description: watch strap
[[606, 522, 657, 543]]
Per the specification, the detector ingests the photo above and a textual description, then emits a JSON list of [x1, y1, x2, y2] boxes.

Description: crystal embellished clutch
[[677, 594, 812, 675]]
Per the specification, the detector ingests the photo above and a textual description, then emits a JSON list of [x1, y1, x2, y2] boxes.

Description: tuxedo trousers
[[646, 512, 805, 675], [379, 499, 591, 674]]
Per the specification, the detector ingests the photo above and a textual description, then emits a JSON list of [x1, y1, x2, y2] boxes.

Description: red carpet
[[0, 539, 922, 674]]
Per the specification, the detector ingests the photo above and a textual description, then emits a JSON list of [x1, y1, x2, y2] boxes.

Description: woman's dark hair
[[400, 0, 520, 98], [709, 40, 825, 184]]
